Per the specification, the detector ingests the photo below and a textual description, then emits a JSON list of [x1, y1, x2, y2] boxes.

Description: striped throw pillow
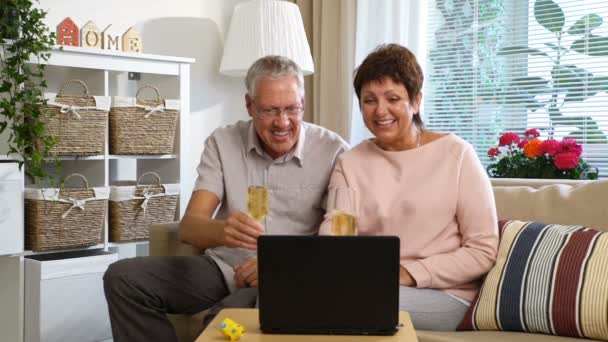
[[458, 220, 608, 340]]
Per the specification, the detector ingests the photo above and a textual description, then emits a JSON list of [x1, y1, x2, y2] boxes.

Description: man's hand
[[399, 266, 416, 287], [224, 211, 264, 250], [234, 258, 258, 288]]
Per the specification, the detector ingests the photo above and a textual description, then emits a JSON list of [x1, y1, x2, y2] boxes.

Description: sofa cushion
[[492, 180, 608, 232], [417, 330, 604, 342], [458, 220, 608, 340]]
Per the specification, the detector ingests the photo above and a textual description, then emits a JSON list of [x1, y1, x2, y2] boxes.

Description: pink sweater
[[319, 134, 499, 302]]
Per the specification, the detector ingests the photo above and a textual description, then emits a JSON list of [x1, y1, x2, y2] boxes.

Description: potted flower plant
[[486, 128, 598, 180]]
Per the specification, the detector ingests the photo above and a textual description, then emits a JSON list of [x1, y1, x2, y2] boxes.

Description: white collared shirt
[[194, 120, 349, 291]]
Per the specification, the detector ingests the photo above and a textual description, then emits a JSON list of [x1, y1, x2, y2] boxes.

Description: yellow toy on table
[[219, 318, 245, 341]]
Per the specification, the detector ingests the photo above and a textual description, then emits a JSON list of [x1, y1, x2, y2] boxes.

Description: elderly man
[[103, 55, 349, 342]]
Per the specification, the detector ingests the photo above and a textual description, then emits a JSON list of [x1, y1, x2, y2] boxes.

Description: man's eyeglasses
[[254, 105, 304, 119]]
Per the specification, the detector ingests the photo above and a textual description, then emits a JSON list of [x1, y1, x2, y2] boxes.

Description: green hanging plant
[[0, 0, 58, 180]]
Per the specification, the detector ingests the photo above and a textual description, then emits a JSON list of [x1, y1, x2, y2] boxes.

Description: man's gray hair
[[245, 55, 305, 98]]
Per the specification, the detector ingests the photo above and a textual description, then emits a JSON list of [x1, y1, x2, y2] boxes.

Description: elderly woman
[[320, 44, 499, 331]]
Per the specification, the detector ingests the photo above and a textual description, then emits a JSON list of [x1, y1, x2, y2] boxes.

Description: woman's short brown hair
[[353, 44, 424, 127]]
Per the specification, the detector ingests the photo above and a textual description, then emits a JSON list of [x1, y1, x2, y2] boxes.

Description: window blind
[[425, 0, 608, 178]]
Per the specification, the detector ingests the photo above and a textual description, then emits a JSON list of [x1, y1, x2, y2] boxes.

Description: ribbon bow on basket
[[49, 79, 98, 119], [133, 172, 167, 217], [135, 85, 165, 118], [57, 173, 97, 219], [57, 104, 96, 119]]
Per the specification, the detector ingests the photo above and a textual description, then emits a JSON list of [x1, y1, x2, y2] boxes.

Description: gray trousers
[[399, 286, 469, 331], [103, 255, 258, 342]]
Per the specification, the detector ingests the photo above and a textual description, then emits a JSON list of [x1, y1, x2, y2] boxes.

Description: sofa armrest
[[149, 222, 201, 257]]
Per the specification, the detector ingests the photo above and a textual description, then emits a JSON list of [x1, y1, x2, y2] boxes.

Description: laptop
[[257, 235, 400, 335]]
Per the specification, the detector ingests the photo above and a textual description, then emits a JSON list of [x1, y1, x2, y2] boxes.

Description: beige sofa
[[150, 178, 608, 342]]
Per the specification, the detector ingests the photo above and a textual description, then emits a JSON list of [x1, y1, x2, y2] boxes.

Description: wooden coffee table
[[196, 308, 418, 341]]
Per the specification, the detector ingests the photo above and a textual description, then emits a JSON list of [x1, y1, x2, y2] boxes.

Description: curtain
[[296, 0, 356, 141], [349, 0, 427, 144]]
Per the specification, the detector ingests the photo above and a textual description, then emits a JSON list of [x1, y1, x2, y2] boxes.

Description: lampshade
[[220, 0, 314, 76]]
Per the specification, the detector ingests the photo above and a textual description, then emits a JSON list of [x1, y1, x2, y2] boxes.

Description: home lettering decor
[[56, 18, 142, 52], [56, 17, 79, 46], [122, 27, 142, 52], [80, 20, 101, 48]]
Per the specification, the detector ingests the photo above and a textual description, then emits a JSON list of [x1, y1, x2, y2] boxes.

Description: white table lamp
[[220, 0, 314, 76]]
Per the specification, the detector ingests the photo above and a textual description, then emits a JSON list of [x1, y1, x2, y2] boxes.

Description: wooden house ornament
[[122, 27, 143, 53], [57, 17, 79, 47], [80, 20, 101, 48], [101, 24, 120, 51]]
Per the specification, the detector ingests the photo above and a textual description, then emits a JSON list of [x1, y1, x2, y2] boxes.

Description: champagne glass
[[331, 210, 357, 236], [247, 185, 268, 222], [328, 187, 358, 236]]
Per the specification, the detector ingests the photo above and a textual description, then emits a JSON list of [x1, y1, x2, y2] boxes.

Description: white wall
[[36, 0, 250, 197]]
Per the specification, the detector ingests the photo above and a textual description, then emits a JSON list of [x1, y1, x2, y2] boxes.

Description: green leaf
[[552, 115, 590, 127], [551, 65, 595, 101], [544, 42, 568, 52], [502, 86, 546, 112], [0, 81, 12, 93], [565, 128, 608, 144], [561, 65, 597, 102], [567, 14, 603, 35], [565, 90, 597, 103], [571, 35, 608, 56], [548, 107, 562, 119], [588, 76, 608, 93], [526, 100, 546, 112], [498, 46, 548, 57], [534, 0, 565, 33], [509, 77, 550, 98], [512, 81, 550, 111], [553, 116, 608, 143], [31, 150, 41, 165]]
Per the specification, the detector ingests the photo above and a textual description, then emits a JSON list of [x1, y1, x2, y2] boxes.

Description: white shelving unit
[[36, 45, 194, 219], [0, 46, 195, 342]]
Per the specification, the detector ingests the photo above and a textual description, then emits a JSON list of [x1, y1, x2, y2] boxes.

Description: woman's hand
[[399, 266, 417, 286]]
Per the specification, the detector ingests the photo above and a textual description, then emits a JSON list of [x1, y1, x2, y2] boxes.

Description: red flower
[[525, 128, 540, 138], [539, 139, 560, 156], [518, 140, 529, 148], [487, 147, 500, 157], [554, 152, 580, 170], [559, 139, 582, 157], [499, 132, 520, 146]]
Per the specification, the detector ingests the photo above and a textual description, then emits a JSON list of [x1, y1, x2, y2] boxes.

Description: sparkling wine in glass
[[247, 185, 268, 222], [331, 210, 357, 236], [328, 187, 358, 236]]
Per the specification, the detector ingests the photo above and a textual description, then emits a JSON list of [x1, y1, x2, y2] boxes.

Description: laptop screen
[[258, 235, 400, 335]]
